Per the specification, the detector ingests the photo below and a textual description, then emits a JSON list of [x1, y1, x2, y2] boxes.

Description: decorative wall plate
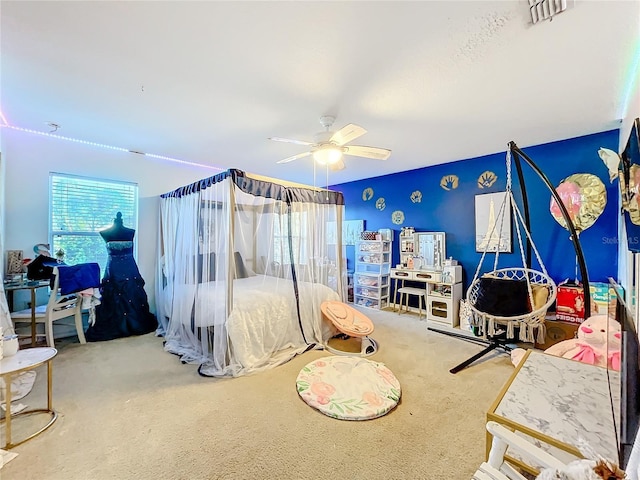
[[410, 190, 422, 203], [362, 187, 374, 201], [391, 211, 405, 225], [440, 175, 459, 191], [477, 171, 497, 188], [375, 198, 386, 210]]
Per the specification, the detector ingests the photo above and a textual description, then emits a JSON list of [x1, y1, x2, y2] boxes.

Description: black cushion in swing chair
[[474, 276, 531, 317]]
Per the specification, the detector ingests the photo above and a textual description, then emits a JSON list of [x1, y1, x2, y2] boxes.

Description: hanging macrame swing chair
[[453, 147, 561, 373]]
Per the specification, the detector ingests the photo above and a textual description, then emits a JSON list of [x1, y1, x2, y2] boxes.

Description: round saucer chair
[[321, 300, 378, 357]]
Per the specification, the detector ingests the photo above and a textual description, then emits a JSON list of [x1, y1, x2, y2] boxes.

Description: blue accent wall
[[331, 130, 620, 293]]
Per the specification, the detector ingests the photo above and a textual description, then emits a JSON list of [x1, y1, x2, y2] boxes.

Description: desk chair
[[472, 421, 567, 480], [11, 267, 86, 348]]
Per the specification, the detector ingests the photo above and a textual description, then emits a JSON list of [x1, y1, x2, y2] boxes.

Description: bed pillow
[[474, 276, 530, 317], [234, 252, 256, 279], [530, 284, 549, 311]]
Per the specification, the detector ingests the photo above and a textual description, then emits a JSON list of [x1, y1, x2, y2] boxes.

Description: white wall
[[2, 128, 219, 313]]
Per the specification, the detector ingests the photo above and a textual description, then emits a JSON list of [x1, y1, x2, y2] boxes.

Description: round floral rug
[[296, 356, 401, 420]]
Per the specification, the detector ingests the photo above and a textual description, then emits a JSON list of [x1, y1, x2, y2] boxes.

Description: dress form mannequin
[[85, 212, 156, 341], [100, 212, 135, 242]]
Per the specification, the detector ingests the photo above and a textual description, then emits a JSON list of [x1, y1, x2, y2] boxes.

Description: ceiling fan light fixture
[[313, 145, 343, 165]]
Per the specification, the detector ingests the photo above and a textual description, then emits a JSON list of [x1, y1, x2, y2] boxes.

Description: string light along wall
[[0, 118, 223, 171]]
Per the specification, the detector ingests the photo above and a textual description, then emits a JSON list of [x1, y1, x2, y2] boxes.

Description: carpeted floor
[[1, 307, 516, 480]]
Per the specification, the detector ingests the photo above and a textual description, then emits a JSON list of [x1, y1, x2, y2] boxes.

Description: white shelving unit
[[354, 239, 392, 309], [399, 231, 416, 267]]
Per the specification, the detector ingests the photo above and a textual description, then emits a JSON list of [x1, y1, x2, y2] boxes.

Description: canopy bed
[[156, 169, 346, 377]]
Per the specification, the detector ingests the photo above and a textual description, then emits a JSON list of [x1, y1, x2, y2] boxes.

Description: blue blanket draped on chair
[[57, 263, 101, 295]]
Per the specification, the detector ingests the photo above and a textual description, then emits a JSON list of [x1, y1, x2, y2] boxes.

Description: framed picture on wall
[[475, 191, 512, 253], [327, 220, 365, 246]]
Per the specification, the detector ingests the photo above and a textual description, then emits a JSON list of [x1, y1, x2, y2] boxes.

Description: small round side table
[[0, 347, 58, 449]]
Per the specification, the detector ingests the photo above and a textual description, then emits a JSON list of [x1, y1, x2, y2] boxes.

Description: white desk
[[390, 267, 462, 326], [487, 349, 620, 474], [0, 347, 58, 448]]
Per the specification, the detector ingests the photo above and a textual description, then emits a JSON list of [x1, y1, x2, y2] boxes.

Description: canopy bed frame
[[157, 169, 346, 377]]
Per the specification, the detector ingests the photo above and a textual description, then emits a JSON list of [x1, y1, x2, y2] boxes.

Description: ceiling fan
[[269, 115, 391, 171]]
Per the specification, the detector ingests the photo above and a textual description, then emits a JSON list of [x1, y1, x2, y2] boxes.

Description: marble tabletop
[[0, 347, 57, 375], [492, 349, 620, 463]]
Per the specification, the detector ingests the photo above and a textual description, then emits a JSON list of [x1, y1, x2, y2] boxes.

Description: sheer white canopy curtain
[[156, 170, 346, 377]]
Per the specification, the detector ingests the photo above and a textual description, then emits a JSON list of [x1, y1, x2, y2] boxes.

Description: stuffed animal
[[536, 458, 625, 479], [511, 314, 621, 370]]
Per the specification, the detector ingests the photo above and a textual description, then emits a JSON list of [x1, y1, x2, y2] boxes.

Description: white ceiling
[[1, 1, 639, 186]]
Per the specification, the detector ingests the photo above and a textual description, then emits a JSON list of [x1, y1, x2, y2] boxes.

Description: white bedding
[[164, 274, 339, 376]]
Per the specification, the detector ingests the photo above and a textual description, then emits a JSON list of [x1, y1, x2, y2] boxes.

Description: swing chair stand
[[428, 326, 515, 373], [440, 142, 590, 374]]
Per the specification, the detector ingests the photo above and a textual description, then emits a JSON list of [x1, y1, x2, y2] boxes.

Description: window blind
[[49, 173, 138, 269]]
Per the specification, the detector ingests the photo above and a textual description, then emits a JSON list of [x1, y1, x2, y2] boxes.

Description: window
[[49, 173, 138, 273], [273, 211, 308, 264]]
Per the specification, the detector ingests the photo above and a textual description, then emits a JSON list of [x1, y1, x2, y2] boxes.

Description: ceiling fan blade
[[344, 145, 391, 161], [276, 151, 312, 164], [330, 159, 346, 171], [269, 137, 314, 146], [330, 124, 367, 146]]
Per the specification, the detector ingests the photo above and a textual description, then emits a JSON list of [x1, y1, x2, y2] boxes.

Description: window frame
[[48, 172, 139, 270]]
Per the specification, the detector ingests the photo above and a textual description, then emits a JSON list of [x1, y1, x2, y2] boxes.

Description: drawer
[[391, 269, 415, 280], [354, 285, 389, 299], [354, 273, 389, 288], [414, 271, 441, 282], [356, 263, 391, 275], [354, 295, 388, 309], [357, 243, 385, 253], [390, 269, 443, 282]]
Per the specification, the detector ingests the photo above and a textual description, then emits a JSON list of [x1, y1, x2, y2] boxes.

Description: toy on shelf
[[511, 314, 621, 370]]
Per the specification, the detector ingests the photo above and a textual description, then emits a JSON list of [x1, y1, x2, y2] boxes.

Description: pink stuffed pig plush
[[511, 315, 621, 370]]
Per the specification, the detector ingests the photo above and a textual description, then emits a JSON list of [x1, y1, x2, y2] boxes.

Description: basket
[[360, 231, 378, 241]]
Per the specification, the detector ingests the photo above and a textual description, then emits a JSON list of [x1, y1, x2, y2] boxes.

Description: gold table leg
[[1, 359, 57, 449], [30, 288, 37, 347], [5, 372, 13, 447]]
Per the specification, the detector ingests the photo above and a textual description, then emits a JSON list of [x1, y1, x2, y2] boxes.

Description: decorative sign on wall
[[375, 198, 386, 211], [343, 220, 365, 245], [440, 175, 459, 191], [362, 188, 374, 201], [327, 220, 365, 246], [391, 211, 405, 225], [477, 171, 497, 189], [475, 191, 512, 253], [6, 250, 23, 275], [410, 191, 422, 203]]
